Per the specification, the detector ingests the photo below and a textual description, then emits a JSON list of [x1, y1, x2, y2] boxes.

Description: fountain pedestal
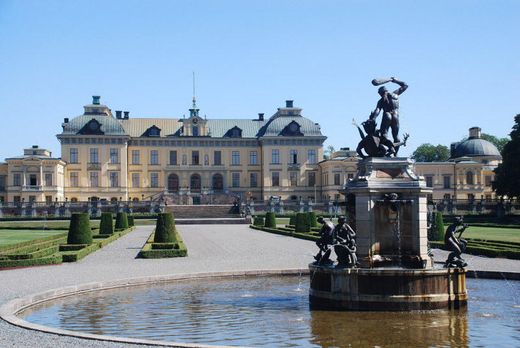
[[309, 158, 467, 310]]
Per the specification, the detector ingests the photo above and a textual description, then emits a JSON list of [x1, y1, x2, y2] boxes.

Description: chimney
[[32, 145, 38, 149], [63, 117, 69, 123], [92, 96, 101, 105], [285, 100, 294, 108], [258, 113, 264, 121], [469, 127, 481, 139], [123, 111, 130, 119], [115, 110, 122, 119]]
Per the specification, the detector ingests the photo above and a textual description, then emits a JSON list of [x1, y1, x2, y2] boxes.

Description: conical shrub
[[308, 212, 318, 228], [128, 215, 135, 227], [264, 212, 276, 228], [295, 213, 310, 233], [99, 212, 114, 235], [115, 212, 129, 230], [434, 212, 445, 241], [154, 212, 178, 243], [289, 214, 296, 226], [67, 213, 92, 244]]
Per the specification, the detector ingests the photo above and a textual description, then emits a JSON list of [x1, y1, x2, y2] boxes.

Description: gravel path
[[0, 224, 518, 347]]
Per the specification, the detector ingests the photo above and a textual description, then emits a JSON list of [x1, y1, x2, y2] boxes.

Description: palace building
[[0, 96, 326, 204], [0, 96, 502, 205]]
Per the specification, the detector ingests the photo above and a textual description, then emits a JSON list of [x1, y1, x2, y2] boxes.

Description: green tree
[[480, 133, 509, 154], [493, 114, 520, 198], [411, 143, 450, 162], [67, 213, 92, 245], [323, 145, 335, 159]]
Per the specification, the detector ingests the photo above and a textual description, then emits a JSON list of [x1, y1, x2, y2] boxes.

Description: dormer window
[[280, 121, 303, 136], [78, 119, 104, 135], [224, 126, 242, 138], [142, 125, 161, 137], [192, 126, 199, 136]]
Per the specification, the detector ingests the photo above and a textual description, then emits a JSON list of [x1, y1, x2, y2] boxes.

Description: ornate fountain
[[309, 78, 467, 310]]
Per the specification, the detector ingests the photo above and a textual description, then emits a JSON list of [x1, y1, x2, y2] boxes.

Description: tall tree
[[323, 145, 335, 159], [493, 114, 520, 198], [480, 133, 509, 153], [412, 143, 450, 162]]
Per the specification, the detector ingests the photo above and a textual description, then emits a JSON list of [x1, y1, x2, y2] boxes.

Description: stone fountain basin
[[309, 264, 467, 311]]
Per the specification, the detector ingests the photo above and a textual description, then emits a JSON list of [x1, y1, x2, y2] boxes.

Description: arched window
[[192, 126, 199, 136], [190, 173, 201, 192], [132, 197, 139, 202], [466, 171, 474, 185], [110, 197, 118, 202], [212, 173, 224, 191], [168, 173, 179, 192], [70, 197, 78, 203]]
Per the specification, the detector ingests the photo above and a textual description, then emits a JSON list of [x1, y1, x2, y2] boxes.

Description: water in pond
[[21, 276, 520, 347]]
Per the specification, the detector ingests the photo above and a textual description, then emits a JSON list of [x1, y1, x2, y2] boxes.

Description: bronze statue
[[314, 216, 335, 265], [370, 77, 408, 152], [333, 216, 358, 267], [443, 217, 468, 268], [353, 118, 409, 158]]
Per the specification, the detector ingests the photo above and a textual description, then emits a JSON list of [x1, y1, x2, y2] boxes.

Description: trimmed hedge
[[67, 213, 93, 245], [308, 212, 318, 228], [154, 213, 178, 243], [295, 213, 310, 233], [0, 254, 62, 269], [115, 212, 129, 230], [289, 214, 297, 226], [128, 215, 135, 227], [138, 228, 187, 258], [264, 212, 276, 228], [434, 212, 445, 241], [253, 216, 265, 226], [99, 212, 114, 235], [430, 239, 520, 260], [250, 225, 319, 242]]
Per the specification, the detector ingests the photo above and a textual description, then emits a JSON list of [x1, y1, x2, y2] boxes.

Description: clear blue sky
[[0, 0, 518, 158]]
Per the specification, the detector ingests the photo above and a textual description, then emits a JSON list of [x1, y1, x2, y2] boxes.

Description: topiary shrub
[[308, 212, 318, 228], [264, 212, 276, 228], [289, 214, 296, 226], [295, 213, 310, 233], [434, 212, 445, 241], [115, 212, 129, 230], [154, 212, 178, 243], [127, 215, 135, 227], [67, 213, 92, 245], [253, 216, 265, 226], [99, 212, 114, 235]]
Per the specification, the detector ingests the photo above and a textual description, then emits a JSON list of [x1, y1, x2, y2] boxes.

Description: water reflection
[[21, 277, 519, 347]]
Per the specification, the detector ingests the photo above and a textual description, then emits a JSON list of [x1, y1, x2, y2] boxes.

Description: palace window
[[132, 150, 140, 165], [308, 149, 317, 164], [250, 172, 258, 188], [150, 173, 159, 188], [132, 173, 140, 188], [426, 176, 433, 188], [232, 172, 240, 188], [214, 151, 222, 165], [334, 173, 341, 186], [231, 151, 240, 165], [466, 171, 474, 185], [109, 172, 119, 187], [289, 172, 298, 186], [443, 176, 451, 189], [249, 151, 257, 165], [110, 148, 119, 164], [289, 149, 298, 164], [70, 172, 78, 187], [44, 173, 52, 186], [485, 175, 492, 187], [169, 151, 177, 165], [272, 172, 280, 187], [89, 172, 99, 187], [308, 172, 316, 187], [13, 173, 21, 186], [70, 148, 78, 164], [89, 148, 99, 164], [192, 151, 200, 165], [150, 150, 159, 165], [271, 149, 280, 164]]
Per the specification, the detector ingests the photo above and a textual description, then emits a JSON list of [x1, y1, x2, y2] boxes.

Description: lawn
[[461, 226, 520, 243], [0, 220, 100, 229], [0, 229, 66, 247]]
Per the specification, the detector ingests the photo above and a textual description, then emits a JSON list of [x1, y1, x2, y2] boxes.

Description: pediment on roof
[[224, 126, 243, 138], [141, 125, 161, 137], [280, 120, 303, 136], [78, 119, 104, 135]]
